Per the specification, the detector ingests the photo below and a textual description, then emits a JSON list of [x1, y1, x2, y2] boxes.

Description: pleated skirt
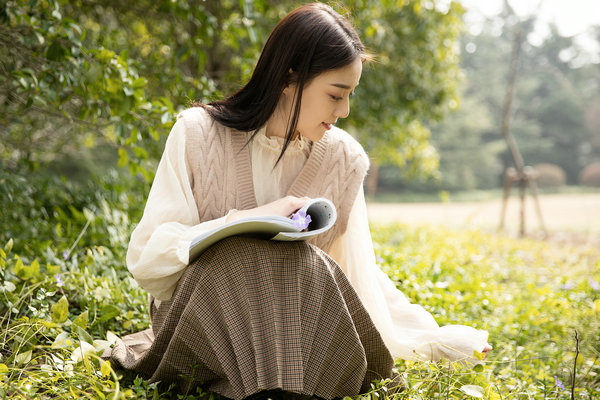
[[106, 237, 394, 399]]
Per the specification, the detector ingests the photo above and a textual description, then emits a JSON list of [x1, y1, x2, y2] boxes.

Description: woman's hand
[[227, 196, 310, 222], [482, 344, 493, 358]]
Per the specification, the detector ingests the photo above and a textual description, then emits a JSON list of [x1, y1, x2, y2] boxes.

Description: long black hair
[[196, 2, 368, 164]]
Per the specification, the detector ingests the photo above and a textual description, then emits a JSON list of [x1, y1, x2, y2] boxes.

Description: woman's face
[[286, 57, 363, 142]]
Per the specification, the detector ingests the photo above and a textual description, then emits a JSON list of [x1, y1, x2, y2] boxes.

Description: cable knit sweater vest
[[179, 107, 369, 252]]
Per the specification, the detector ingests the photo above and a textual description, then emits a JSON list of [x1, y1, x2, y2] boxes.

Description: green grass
[[1, 224, 598, 399], [370, 224, 599, 399], [1, 171, 598, 398]]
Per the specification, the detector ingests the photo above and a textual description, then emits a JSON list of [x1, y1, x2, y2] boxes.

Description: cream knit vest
[[179, 107, 369, 252]]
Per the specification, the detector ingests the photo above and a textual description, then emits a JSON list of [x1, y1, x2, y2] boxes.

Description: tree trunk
[[365, 161, 380, 201]]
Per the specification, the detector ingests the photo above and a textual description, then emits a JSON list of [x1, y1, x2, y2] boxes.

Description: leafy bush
[[533, 163, 567, 187], [0, 170, 152, 398], [0, 169, 147, 260], [579, 162, 600, 187]]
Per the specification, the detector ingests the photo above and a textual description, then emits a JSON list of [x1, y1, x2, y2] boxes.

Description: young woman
[[107, 3, 491, 399]]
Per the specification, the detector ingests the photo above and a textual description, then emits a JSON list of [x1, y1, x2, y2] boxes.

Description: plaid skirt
[[106, 237, 393, 399]]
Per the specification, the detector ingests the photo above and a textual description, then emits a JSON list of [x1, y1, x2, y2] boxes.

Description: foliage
[[0, 0, 178, 179], [1, 0, 466, 187], [0, 169, 147, 259], [343, 0, 465, 180], [421, 8, 600, 192], [372, 224, 600, 399], [0, 0, 264, 178], [1, 170, 599, 398]]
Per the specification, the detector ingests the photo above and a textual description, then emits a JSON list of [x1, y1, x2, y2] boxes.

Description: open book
[[189, 198, 337, 263]]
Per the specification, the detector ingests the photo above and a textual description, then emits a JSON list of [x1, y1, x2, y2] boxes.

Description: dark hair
[[196, 2, 368, 164]]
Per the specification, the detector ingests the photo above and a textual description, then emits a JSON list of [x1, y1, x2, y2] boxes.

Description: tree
[[423, 7, 600, 192], [2, 1, 162, 178], [1, 0, 263, 179], [340, 0, 464, 198], [1, 0, 465, 194]]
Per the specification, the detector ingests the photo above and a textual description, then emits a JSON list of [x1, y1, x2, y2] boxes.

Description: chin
[[300, 130, 325, 143]]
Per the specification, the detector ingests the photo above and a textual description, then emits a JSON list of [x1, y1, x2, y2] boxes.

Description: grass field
[[367, 192, 600, 245], [1, 185, 599, 399]]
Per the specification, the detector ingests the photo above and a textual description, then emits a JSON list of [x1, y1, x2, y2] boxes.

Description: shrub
[[579, 161, 600, 187], [0, 169, 147, 259], [533, 163, 566, 187]]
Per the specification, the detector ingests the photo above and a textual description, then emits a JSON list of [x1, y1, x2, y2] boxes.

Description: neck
[[266, 91, 300, 139], [265, 104, 290, 138]]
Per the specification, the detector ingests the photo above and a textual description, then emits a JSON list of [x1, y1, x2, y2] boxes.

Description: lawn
[[0, 174, 598, 399]]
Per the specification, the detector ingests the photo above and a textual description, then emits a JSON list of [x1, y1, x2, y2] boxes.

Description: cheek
[[299, 94, 323, 123]]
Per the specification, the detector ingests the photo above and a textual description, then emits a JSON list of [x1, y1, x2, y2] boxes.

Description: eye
[[329, 95, 343, 101]]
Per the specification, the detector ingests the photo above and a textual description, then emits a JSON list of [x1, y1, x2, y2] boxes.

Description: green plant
[[1, 168, 599, 398]]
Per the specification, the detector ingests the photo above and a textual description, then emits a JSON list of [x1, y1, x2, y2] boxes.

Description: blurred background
[[1, 0, 599, 243]]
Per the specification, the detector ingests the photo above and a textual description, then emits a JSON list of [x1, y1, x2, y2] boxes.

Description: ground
[[367, 192, 600, 246]]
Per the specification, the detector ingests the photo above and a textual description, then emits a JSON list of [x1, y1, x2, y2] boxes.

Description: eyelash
[[330, 92, 355, 101]]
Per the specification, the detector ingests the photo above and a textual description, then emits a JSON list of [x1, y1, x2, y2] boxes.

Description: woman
[[107, 3, 491, 399]]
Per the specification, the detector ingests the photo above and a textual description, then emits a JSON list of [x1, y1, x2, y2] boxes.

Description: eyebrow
[[330, 83, 352, 90]]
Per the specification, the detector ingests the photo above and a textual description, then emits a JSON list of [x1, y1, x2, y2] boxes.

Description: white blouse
[[127, 119, 490, 363]]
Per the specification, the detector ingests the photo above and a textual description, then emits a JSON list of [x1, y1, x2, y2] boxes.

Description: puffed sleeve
[[126, 115, 234, 301], [327, 188, 490, 364]]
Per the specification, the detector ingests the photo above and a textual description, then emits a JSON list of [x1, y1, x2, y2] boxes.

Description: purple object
[[291, 210, 312, 230], [554, 376, 565, 390], [54, 274, 65, 287]]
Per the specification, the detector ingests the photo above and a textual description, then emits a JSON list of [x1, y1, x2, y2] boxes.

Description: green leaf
[[105, 77, 121, 94], [85, 64, 102, 83], [133, 146, 148, 159], [131, 77, 147, 88], [46, 41, 66, 61], [1, 281, 16, 293], [13, 256, 27, 280], [117, 148, 129, 168], [4, 239, 13, 254], [473, 349, 485, 360], [100, 360, 112, 378], [30, 259, 40, 278], [76, 325, 94, 344], [98, 305, 121, 323], [52, 331, 73, 349], [92, 386, 107, 400], [51, 295, 69, 323], [15, 350, 32, 365], [46, 264, 61, 275], [73, 310, 89, 330], [460, 385, 484, 398]]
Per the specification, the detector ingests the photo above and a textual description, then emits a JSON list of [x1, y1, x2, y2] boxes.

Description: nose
[[334, 97, 350, 119]]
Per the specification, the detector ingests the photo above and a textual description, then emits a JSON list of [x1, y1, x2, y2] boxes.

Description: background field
[[368, 193, 600, 245]]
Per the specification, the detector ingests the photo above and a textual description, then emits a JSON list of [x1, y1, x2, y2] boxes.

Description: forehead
[[312, 58, 362, 89]]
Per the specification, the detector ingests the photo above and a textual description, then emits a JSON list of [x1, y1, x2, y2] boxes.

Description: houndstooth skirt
[[106, 237, 394, 399]]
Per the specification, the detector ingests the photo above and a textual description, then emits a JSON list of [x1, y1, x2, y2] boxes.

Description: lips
[[322, 122, 334, 130]]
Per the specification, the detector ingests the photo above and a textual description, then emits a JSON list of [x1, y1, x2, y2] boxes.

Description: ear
[[282, 68, 297, 95], [285, 68, 298, 87]]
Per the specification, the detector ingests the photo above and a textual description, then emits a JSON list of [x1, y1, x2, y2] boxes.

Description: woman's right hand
[[227, 196, 310, 222]]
